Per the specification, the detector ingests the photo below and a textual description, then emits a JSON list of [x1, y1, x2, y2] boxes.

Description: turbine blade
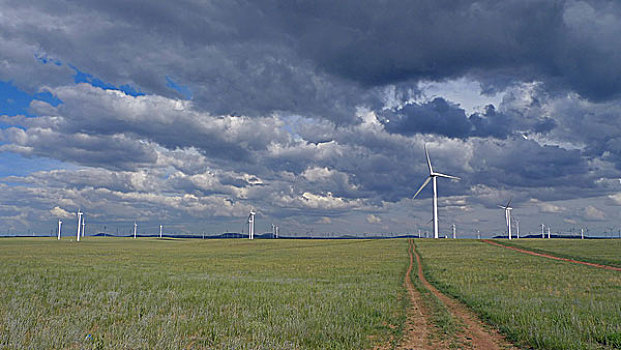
[[424, 145, 433, 174], [506, 198, 512, 208], [497, 205, 506, 209], [433, 172, 460, 180], [412, 177, 432, 199]]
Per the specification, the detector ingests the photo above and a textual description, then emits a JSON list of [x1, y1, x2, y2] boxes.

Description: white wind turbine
[[499, 199, 513, 240], [76, 209, 82, 242], [248, 210, 255, 240], [57, 219, 62, 240], [412, 146, 460, 239]]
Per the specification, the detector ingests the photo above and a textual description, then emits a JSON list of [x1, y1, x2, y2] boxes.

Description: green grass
[[500, 239, 621, 268], [0, 238, 409, 349], [415, 239, 621, 350]]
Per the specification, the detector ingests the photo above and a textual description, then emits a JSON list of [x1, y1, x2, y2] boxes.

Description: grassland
[[415, 239, 621, 350], [0, 238, 409, 349], [501, 239, 621, 268]]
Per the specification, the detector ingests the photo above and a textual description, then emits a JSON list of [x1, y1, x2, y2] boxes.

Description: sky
[[1, 0, 621, 238]]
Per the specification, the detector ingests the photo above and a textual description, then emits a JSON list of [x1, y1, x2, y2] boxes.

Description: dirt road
[[482, 239, 621, 272], [393, 240, 517, 350]]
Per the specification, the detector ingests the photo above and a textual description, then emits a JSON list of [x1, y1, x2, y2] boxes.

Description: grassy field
[[501, 239, 621, 268], [0, 238, 409, 349], [415, 239, 621, 350]]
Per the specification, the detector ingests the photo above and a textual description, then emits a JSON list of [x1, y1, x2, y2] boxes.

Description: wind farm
[[1, 145, 619, 350], [2, 1, 621, 349]]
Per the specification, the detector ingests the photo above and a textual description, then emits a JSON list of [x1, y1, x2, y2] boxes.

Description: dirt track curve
[[482, 239, 621, 272], [393, 240, 517, 350], [396, 240, 436, 350]]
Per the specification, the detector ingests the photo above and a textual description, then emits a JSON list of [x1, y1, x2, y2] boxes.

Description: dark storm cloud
[[279, 0, 621, 101], [379, 98, 544, 140], [4, 0, 621, 121]]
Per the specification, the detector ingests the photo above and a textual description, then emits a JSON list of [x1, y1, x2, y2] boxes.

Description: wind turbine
[[81, 216, 85, 238], [57, 220, 62, 240], [159, 224, 163, 238], [76, 210, 82, 242], [412, 146, 460, 239], [133, 222, 137, 239], [451, 224, 456, 239], [515, 218, 520, 239], [498, 199, 512, 240], [248, 210, 255, 240]]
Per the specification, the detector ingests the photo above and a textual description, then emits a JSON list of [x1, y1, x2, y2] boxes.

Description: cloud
[[538, 202, 565, 214], [583, 205, 605, 220], [3, 1, 621, 235], [50, 206, 73, 219], [366, 214, 381, 224], [318, 217, 332, 224]]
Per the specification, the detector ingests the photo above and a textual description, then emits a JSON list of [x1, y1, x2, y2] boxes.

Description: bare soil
[[388, 240, 518, 350], [412, 241, 518, 350], [395, 240, 440, 350], [482, 239, 621, 272]]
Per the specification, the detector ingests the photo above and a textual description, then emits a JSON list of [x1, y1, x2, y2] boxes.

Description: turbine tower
[[81, 216, 85, 238], [133, 222, 137, 239], [159, 224, 163, 239], [541, 223, 545, 238], [516, 219, 520, 239], [76, 210, 82, 242], [498, 199, 512, 240], [57, 220, 62, 240], [451, 224, 456, 239], [412, 146, 460, 239], [248, 210, 255, 240]]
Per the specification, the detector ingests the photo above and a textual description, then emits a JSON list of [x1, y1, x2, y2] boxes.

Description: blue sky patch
[[0, 152, 72, 179], [0, 81, 62, 118], [71, 65, 144, 97], [166, 76, 193, 99]]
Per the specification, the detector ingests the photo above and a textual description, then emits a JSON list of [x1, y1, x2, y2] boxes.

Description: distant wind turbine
[[412, 146, 460, 239], [498, 199, 513, 240], [248, 210, 255, 240], [76, 210, 82, 242], [541, 223, 545, 238], [515, 218, 520, 239], [133, 222, 137, 239], [159, 225, 163, 239], [57, 219, 62, 240]]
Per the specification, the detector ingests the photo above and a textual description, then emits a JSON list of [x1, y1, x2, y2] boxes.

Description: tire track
[[412, 241, 518, 350], [482, 239, 621, 272], [395, 239, 437, 350]]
